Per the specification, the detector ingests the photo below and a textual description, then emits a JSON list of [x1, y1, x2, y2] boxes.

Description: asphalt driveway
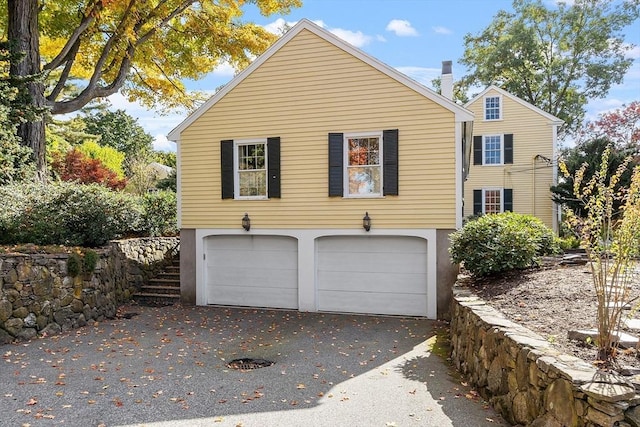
[[1, 303, 506, 426]]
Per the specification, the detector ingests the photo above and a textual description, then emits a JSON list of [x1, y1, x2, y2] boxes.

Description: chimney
[[441, 60, 453, 100]]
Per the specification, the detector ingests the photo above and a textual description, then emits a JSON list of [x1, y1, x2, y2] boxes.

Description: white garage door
[[317, 236, 428, 316], [205, 236, 298, 309]]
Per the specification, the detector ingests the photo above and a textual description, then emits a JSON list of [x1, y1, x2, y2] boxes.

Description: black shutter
[[504, 134, 513, 164], [267, 137, 281, 198], [328, 133, 343, 196], [473, 189, 482, 215], [473, 136, 483, 165], [220, 140, 234, 199], [383, 129, 399, 196], [504, 188, 513, 212]]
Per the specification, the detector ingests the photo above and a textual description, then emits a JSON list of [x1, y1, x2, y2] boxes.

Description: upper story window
[[484, 96, 501, 120], [473, 134, 513, 166], [345, 133, 382, 197], [220, 137, 281, 200], [328, 129, 398, 198], [483, 135, 502, 165], [236, 140, 267, 198]]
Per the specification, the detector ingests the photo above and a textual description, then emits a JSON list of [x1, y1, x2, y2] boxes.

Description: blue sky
[[109, 0, 640, 152]]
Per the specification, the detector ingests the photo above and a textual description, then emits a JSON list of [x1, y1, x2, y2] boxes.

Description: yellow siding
[[179, 29, 458, 229], [464, 88, 556, 229]]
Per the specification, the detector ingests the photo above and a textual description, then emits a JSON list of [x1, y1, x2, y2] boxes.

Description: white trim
[[481, 188, 504, 214], [482, 134, 504, 166], [552, 123, 560, 233], [233, 138, 268, 200], [455, 122, 463, 229], [195, 228, 439, 319], [176, 136, 182, 228], [483, 94, 502, 121], [168, 19, 473, 141], [343, 131, 383, 198], [465, 85, 563, 126]]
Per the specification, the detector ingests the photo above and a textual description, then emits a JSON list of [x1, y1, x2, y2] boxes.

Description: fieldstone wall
[[0, 237, 179, 344], [451, 285, 640, 427]]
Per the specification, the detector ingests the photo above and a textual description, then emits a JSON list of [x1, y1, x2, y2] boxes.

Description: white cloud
[[263, 18, 299, 35], [432, 26, 452, 35], [210, 61, 236, 77], [329, 28, 373, 48], [385, 19, 418, 37], [153, 134, 177, 152], [626, 44, 640, 60], [394, 66, 441, 86]]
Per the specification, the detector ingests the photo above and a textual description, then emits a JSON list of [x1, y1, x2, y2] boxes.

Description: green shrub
[[449, 212, 560, 277], [0, 182, 142, 247], [139, 190, 178, 237], [83, 249, 99, 273], [67, 253, 82, 277]]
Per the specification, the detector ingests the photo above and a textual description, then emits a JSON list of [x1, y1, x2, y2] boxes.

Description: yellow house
[[463, 86, 563, 231], [168, 20, 474, 319]]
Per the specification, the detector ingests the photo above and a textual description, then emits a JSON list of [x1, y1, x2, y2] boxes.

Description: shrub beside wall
[[0, 237, 179, 344]]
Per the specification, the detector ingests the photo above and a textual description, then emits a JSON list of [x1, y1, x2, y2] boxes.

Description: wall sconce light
[[362, 212, 371, 232], [242, 213, 251, 231]]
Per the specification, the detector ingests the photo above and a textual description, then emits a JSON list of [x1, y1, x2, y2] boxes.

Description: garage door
[[205, 236, 298, 309], [317, 236, 428, 316]]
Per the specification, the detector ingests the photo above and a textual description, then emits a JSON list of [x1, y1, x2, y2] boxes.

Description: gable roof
[[465, 85, 564, 126], [168, 19, 473, 141]]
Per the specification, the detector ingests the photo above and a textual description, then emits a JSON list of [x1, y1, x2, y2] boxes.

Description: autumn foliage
[[51, 149, 126, 190]]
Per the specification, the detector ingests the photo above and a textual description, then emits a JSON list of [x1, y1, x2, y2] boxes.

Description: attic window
[[484, 96, 501, 120]]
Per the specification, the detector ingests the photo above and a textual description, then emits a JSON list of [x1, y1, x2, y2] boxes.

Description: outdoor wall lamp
[[242, 213, 251, 231], [362, 212, 371, 232]]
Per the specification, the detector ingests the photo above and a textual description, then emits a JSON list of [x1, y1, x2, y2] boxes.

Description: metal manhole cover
[[226, 358, 275, 371]]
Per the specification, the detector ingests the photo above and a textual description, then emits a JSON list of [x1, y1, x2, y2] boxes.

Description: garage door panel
[[317, 252, 428, 275], [210, 285, 298, 309], [211, 268, 298, 289], [208, 249, 297, 270], [317, 271, 427, 293], [318, 236, 428, 253], [317, 290, 427, 316], [205, 235, 298, 309]]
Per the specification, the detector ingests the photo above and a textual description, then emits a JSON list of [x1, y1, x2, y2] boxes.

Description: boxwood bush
[[0, 183, 177, 247], [449, 212, 560, 277]]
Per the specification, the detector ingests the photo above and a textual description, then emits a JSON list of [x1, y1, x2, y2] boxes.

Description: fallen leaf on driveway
[[296, 383, 305, 389], [26, 398, 37, 406]]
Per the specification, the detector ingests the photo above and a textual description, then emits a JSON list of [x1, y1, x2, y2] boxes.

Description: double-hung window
[[483, 135, 502, 165], [484, 96, 501, 120], [473, 134, 513, 166], [473, 188, 513, 215], [328, 129, 398, 198], [345, 132, 382, 197], [220, 137, 281, 199], [236, 140, 267, 198]]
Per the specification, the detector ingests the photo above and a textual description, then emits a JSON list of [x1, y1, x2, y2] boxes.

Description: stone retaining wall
[[450, 285, 640, 427], [0, 237, 179, 344]]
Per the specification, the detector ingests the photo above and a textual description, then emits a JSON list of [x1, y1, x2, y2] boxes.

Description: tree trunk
[[8, 0, 47, 182]]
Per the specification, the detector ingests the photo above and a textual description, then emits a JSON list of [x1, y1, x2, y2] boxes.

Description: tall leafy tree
[[460, 0, 639, 134], [2, 0, 301, 181], [551, 138, 639, 216], [83, 109, 154, 160]]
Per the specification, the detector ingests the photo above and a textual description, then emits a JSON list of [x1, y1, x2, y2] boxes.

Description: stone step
[[139, 285, 180, 294], [155, 272, 180, 280], [568, 329, 639, 348], [149, 278, 180, 285]]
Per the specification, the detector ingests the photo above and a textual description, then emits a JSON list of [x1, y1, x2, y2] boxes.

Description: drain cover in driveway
[[226, 358, 274, 371]]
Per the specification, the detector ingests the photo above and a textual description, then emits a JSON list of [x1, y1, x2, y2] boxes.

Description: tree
[[0, 42, 36, 183], [51, 148, 127, 190], [83, 109, 154, 160], [551, 138, 639, 216], [2, 0, 302, 181], [576, 101, 640, 148], [459, 0, 639, 134]]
